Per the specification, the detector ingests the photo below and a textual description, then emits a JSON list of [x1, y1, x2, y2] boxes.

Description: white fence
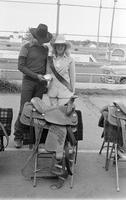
[[0, 69, 125, 84]]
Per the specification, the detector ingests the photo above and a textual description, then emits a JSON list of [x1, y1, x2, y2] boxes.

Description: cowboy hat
[[51, 34, 71, 49], [30, 24, 52, 43]]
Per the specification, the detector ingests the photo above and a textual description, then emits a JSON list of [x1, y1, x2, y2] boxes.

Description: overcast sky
[[0, 0, 126, 44]]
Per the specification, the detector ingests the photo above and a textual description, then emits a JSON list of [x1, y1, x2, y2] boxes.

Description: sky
[[0, 0, 126, 44]]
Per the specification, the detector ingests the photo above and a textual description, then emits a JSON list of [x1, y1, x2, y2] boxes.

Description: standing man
[[14, 24, 52, 148]]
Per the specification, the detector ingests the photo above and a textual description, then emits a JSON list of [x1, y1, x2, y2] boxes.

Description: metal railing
[[0, 69, 125, 84], [0, 0, 126, 43]]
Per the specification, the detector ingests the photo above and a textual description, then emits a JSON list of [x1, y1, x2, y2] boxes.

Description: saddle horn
[[66, 95, 78, 116]]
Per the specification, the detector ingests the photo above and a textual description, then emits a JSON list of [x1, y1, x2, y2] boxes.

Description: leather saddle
[[20, 96, 78, 127], [112, 101, 126, 120], [99, 102, 126, 148], [106, 101, 126, 127]]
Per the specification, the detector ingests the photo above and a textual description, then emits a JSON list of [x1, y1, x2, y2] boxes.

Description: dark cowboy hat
[[30, 24, 52, 43]]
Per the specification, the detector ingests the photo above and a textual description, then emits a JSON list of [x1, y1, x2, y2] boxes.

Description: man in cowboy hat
[[14, 24, 52, 148]]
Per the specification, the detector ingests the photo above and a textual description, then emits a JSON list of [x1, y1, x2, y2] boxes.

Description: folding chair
[[0, 108, 13, 151]]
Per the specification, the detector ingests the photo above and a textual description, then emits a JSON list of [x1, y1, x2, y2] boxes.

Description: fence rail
[[0, 69, 125, 84], [0, 0, 126, 42]]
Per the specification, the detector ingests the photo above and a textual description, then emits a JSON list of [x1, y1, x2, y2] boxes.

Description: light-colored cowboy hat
[[30, 24, 52, 43], [51, 34, 71, 49]]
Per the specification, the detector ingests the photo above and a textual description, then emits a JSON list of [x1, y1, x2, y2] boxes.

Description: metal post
[[97, 0, 102, 48], [56, 0, 60, 35], [108, 0, 117, 61]]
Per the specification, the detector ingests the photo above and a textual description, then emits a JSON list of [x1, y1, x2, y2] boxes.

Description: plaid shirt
[[0, 108, 13, 136]]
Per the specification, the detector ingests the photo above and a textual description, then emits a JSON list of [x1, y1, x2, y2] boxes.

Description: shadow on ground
[[0, 150, 126, 199]]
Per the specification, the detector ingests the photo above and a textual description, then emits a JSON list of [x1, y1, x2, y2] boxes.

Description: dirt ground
[[0, 93, 126, 199]]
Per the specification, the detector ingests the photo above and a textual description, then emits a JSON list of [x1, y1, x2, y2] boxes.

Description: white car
[[100, 65, 126, 84]]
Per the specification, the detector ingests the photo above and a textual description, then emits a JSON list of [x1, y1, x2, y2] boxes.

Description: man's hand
[[37, 74, 46, 81]]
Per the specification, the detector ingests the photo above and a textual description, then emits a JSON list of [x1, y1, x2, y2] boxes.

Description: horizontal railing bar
[[76, 73, 126, 77], [0, 69, 125, 78]]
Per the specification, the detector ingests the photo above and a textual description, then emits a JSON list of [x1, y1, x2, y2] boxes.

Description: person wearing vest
[[47, 34, 75, 107], [14, 24, 52, 148]]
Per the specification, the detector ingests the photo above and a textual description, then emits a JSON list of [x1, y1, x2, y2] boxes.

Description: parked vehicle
[[100, 65, 126, 84]]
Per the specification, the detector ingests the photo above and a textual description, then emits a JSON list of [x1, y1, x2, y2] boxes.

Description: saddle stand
[[98, 102, 126, 192], [20, 96, 82, 188]]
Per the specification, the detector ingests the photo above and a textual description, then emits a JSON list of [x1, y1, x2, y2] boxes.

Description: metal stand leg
[[108, 143, 115, 167], [33, 150, 38, 187], [62, 151, 66, 175], [70, 149, 76, 189], [99, 140, 105, 154], [115, 143, 120, 192], [105, 141, 110, 171], [75, 142, 78, 164]]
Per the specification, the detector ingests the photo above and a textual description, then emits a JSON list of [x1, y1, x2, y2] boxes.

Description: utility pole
[[56, 0, 60, 36], [108, 0, 117, 61], [97, 0, 102, 48]]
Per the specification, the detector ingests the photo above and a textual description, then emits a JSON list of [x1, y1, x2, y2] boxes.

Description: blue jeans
[[14, 78, 46, 141]]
